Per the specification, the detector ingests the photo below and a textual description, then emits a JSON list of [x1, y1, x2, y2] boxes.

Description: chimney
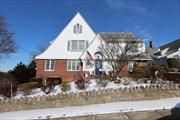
[[149, 41, 154, 48]]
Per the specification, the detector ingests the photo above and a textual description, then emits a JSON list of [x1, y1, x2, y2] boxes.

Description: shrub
[[18, 82, 41, 91], [0, 72, 17, 97], [8, 60, 36, 84], [98, 76, 110, 80], [75, 80, 85, 90], [131, 65, 166, 80], [149, 65, 166, 79], [167, 58, 180, 69], [61, 81, 70, 92], [96, 79, 108, 87], [131, 66, 149, 79], [46, 77, 62, 88]]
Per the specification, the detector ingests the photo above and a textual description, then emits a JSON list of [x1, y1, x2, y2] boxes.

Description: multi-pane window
[[67, 40, 88, 51], [45, 60, 55, 71], [71, 40, 78, 51], [73, 23, 82, 34], [67, 60, 80, 71]]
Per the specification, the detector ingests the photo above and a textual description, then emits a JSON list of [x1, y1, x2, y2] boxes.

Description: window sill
[[44, 70, 55, 71], [68, 50, 84, 52], [67, 70, 80, 72]]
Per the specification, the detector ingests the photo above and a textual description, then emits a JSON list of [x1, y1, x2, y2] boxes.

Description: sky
[[0, 0, 180, 72]]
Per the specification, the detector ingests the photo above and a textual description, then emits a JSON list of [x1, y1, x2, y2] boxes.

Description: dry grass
[[18, 82, 41, 91]]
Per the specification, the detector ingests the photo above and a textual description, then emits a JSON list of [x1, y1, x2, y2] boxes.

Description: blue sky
[[0, 0, 180, 72]]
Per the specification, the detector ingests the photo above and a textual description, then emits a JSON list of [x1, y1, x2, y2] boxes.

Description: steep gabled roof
[[159, 39, 180, 52], [96, 32, 143, 43]]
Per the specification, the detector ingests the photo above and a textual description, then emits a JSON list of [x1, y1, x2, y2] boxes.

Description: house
[[153, 39, 180, 67], [35, 12, 149, 81], [145, 41, 159, 65]]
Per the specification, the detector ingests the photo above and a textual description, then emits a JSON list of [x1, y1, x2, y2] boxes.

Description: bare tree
[[30, 44, 47, 60], [99, 37, 143, 80], [0, 16, 17, 58]]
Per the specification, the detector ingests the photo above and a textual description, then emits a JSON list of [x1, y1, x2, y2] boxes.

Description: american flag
[[86, 51, 94, 60]]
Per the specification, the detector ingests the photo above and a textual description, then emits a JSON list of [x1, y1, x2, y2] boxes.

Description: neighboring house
[[145, 41, 159, 64], [153, 39, 180, 67], [35, 12, 149, 81]]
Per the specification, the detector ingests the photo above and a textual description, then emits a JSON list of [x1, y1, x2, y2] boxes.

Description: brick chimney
[[149, 41, 154, 48]]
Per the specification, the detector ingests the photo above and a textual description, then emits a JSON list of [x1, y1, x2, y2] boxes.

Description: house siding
[[36, 59, 79, 81]]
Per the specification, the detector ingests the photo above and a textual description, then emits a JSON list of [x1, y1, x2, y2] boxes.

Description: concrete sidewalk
[[54, 109, 180, 120]]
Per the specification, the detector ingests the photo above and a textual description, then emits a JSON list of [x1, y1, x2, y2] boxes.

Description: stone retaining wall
[[0, 84, 180, 112]]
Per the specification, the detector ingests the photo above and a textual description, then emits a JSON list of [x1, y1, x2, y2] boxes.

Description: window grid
[[73, 23, 82, 34], [45, 60, 55, 71], [67, 60, 80, 71], [68, 40, 88, 51]]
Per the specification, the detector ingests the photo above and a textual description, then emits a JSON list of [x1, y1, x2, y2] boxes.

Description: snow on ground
[[27, 88, 46, 97], [68, 81, 80, 93], [0, 79, 155, 100], [14, 91, 24, 99], [0, 97, 180, 120], [49, 85, 61, 96], [0, 95, 6, 100], [85, 79, 101, 91]]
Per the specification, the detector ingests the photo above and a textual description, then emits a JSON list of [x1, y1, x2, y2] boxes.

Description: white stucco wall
[[35, 12, 96, 59]]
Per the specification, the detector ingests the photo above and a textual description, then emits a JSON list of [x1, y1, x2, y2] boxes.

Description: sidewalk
[[0, 97, 180, 120]]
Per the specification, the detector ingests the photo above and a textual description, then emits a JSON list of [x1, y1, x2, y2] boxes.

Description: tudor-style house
[[35, 12, 149, 81]]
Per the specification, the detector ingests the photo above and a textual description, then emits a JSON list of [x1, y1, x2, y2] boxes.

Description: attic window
[[73, 23, 82, 34]]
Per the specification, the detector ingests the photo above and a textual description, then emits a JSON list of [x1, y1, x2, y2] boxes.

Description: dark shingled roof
[[159, 38, 180, 52], [96, 32, 143, 43]]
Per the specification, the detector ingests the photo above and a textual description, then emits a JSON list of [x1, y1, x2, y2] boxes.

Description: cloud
[[106, 0, 147, 12], [126, 17, 153, 41]]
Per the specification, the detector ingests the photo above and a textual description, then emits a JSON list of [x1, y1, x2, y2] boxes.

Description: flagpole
[[78, 36, 97, 59]]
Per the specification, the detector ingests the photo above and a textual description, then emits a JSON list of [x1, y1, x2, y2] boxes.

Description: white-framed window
[[73, 23, 82, 34], [67, 60, 80, 71], [67, 40, 88, 51], [45, 60, 55, 71], [128, 61, 134, 72]]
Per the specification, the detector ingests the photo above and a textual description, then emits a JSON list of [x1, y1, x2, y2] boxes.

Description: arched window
[[73, 23, 82, 34]]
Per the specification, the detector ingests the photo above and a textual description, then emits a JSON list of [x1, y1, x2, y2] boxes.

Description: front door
[[94, 52, 103, 76], [95, 59, 102, 76]]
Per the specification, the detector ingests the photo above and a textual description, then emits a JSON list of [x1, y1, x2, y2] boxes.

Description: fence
[[0, 84, 180, 112]]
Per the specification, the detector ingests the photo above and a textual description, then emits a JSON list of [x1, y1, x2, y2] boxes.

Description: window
[[67, 40, 88, 51], [67, 60, 80, 71], [45, 60, 55, 71], [73, 23, 82, 34], [128, 61, 134, 72], [71, 40, 78, 51]]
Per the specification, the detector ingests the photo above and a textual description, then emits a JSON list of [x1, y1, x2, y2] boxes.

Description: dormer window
[[73, 23, 82, 34]]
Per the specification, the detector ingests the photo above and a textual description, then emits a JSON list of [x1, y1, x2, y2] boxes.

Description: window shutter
[[67, 41, 70, 50], [73, 25, 76, 33], [86, 41, 89, 49]]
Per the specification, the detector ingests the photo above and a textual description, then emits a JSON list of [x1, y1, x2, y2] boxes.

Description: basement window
[[45, 60, 55, 71]]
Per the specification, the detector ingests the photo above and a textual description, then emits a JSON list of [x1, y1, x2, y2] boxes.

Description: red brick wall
[[36, 59, 148, 81], [36, 59, 79, 81], [119, 61, 148, 77]]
